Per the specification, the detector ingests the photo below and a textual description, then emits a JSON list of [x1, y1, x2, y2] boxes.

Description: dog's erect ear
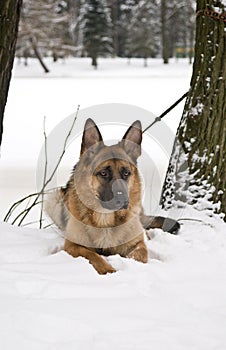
[[81, 118, 103, 155], [121, 120, 142, 161]]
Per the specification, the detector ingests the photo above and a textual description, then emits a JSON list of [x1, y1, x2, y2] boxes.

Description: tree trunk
[[110, 0, 119, 56], [0, 0, 22, 146], [161, 0, 169, 64], [91, 55, 98, 69], [161, 0, 226, 220], [188, 17, 195, 64], [29, 37, 50, 73]]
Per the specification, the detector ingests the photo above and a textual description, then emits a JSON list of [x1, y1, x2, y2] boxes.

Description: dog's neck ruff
[[89, 209, 128, 228]]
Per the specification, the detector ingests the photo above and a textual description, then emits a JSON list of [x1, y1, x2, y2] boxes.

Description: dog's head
[[79, 119, 142, 211]]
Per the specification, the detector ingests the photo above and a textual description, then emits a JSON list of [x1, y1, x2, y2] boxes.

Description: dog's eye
[[121, 168, 131, 178], [98, 170, 109, 178]]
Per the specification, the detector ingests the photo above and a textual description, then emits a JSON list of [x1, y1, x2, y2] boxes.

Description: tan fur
[[63, 149, 147, 267], [45, 119, 179, 274]]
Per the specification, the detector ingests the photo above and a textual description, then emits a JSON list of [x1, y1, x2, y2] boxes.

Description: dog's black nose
[[114, 190, 129, 209], [112, 180, 129, 210], [99, 180, 129, 211]]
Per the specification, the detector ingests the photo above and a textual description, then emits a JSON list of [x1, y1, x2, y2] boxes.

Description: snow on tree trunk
[[0, 0, 22, 146], [161, 0, 226, 220]]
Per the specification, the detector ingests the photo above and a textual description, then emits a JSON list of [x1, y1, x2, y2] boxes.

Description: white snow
[[190, 102, 204, 116], [0, 57, 226, 349], [0, 211, 226, 350]]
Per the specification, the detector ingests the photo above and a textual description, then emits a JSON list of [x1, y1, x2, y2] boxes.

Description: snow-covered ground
[[0, 211, 226, 350], [0, 57, 226, 349]]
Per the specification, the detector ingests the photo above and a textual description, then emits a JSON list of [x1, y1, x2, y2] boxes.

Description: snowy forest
[[0, 0, 226, 349], [16, 0, 195, 68]]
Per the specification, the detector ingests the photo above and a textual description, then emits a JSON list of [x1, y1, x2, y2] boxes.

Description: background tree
[[17, 0, 81, 70], [82, 0, 113, 68], [161, 0, 226, 220], [161, 0, 169, 64], [161, 0, 195, 64], [0, 0, 22, 146], [126, 0, 160, 65], [15, 0, 196, 64], [108, 0, 121, 56], [107, 0, 139, 57], [66, 0, 82, 49]]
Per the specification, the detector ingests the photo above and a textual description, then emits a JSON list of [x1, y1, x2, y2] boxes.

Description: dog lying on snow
[[46, 119, 180, 274]]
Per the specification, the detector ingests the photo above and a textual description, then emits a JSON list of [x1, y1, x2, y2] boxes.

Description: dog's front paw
[[127, 241, 148, 263], [93, 260, 116, 275]]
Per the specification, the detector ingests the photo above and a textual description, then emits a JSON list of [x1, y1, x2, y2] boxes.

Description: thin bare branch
[[11, 201, 42, 226], [4, 106, 80, 227], [21, 219, 44, 227], [39, 116, 48, 228], [4, 192, 40, 221]]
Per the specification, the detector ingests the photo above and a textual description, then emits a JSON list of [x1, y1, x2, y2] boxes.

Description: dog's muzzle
[[100, 179, 129, 211], [113, 190, 129, 210]]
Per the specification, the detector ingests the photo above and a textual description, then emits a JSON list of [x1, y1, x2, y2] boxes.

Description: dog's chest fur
[[65, 207, 144, 253], [92, 211, 116, 228]]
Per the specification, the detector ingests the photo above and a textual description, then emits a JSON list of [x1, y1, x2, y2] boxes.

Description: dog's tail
[[45, 189, 68, 231], [140, 213, 180, 235]]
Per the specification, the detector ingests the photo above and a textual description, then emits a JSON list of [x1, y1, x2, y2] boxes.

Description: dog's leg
[[140, 214, 180, 234], [64, 239, 116, 275], [126, 241, 148, 263]]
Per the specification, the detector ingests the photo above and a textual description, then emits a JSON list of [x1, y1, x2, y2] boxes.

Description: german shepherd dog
[[46, 119, 179, 274]]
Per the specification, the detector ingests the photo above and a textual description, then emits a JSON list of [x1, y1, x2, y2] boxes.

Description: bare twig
[[4, 192, 39, 222], [39, 116, 48, 228], [4, 105, 80, 227], [12, 201, 42, 226], [21, 219, 45, 227], [42, 223, 54, 229], [177, 218, 214, 228], [43, 104, 80, 188]]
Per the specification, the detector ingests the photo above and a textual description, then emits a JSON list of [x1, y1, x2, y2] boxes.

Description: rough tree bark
[[161, 0, 226, 220], [0, 0, 22, 146]]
